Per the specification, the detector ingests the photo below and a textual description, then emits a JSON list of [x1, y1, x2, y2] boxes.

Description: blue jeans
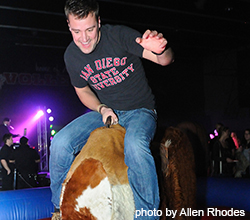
[[49, 108, 160, 220]]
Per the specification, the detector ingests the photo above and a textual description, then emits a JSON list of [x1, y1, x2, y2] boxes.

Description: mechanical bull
[[60, 123, 196, 220]]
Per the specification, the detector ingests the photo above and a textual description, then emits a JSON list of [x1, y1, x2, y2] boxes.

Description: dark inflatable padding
[[197, 177, 250, 212], [0, 187, 53, 220]]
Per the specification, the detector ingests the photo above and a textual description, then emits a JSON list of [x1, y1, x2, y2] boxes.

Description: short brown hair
[[64, 0, 99, 20], [3, 133, 12, 144]]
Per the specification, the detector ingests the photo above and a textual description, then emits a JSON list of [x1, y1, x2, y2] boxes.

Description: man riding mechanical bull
[[49, 0, 174, 219]]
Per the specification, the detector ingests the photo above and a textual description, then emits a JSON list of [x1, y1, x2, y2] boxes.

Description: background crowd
[[0, 116, 250, 191], [0, 117, 40, 191], [209, 123, 250, 178]]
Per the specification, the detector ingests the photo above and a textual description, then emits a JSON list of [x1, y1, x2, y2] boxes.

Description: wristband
[[151, 44, 170, 55], [151, 48, 167, 56], [97, 104, 107, 114]]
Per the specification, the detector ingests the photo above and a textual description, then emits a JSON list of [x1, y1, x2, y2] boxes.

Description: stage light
[[49, 124, 53, 129], [51, 129, 56, 136], [33, 110, 44, 121], [47, 108, 52, 114], [49, 116, 54, 122], [37, 110, 44, 116]]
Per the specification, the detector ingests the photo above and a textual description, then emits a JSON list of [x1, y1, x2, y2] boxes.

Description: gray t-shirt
[[64, 24, 155, 110]]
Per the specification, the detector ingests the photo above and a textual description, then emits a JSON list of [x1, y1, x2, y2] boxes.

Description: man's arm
[[1, 159, 11, 175], [74, 86, 118, 124], [136, 30, 174, 66]]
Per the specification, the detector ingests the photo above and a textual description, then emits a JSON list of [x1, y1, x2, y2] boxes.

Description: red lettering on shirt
[[113, 58, 120, 66], [81, 58, 134, 90], [94, 74, 102, 81], [92, 84, 101, 90], [110, 67, 119, 76], [97, 81, 105, 89], [100, 72, 108, 80], [119, 73, 125, 80], [95, 60, 102, 70], [106, 58, 113, 68], [121, 57, 127, 65], [104, 70, 112, 77], [108, 78, 117, 85], [93, 57, 127, 71], [121, 69, 129, 77], [127, 63, 134, 72], [101, 58, 106, 69], [80, 71, 90, 81], [84, 64, 94, 74], [102, 79, 110, 87], [114, 75, 122, 83], [90, 76, 98, 83]]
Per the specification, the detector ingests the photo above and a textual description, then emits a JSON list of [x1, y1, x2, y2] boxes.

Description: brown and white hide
[[60, 124, 135, 220], [177, 121, 209, 177], [159, 127, 197, 220], [60, 124, 197, 220]]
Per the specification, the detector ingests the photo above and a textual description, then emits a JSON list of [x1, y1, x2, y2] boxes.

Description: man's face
[[7, 137, 13, 146], [68, 13, 101, 54], [244, 131, 250, 142], [4, 121, 10, 126]]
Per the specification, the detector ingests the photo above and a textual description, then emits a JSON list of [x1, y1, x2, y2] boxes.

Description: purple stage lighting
[[33, 110, 44, 121], [12, 110, 45, 144]]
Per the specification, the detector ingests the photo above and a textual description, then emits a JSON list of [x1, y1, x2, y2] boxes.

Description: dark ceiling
[[1, 0, 250, 61]]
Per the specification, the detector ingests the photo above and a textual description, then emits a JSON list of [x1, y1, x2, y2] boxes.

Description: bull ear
[[164, 139, 171, 148]]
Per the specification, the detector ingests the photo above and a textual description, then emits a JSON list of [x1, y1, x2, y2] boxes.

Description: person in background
[[240, 128, 250, 177], [212, 126, 237, 177], [234, 145, 250, 178], [9, 136, 40, 189], [0, 134, 14, 190], [209, 122, 224, 175], [49, 0, 174, 219], [0, 118, 19, 147]]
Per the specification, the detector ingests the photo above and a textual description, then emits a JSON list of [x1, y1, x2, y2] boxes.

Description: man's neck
[[6, 142, 12, 147]]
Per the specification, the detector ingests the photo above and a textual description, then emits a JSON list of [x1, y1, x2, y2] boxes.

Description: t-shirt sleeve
[[64, 44, 89, 88], [114, 25, 144, 57]]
